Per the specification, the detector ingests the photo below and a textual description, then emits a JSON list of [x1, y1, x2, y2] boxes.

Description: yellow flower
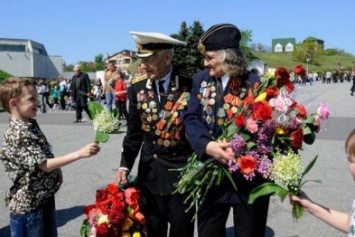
[[275, 127, 286, 135], [97, 214, 109, 225], [133, 231, 141, 237], [254, 92, 267, 102], [122, 232, 131, 237]]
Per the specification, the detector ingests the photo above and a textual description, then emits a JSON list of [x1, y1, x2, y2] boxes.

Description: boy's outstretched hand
[[78, 143, 100, 158]]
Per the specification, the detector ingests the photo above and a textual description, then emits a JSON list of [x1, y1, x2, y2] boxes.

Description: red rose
[[294, 65, 306, 76], [290, 129, 304, 149], [275, 67, 290, 79], [124, 188, 140, 206], [252, 101, 272, 122], [285, 81, 295, 93], [96, 223, 109, 236], [234, 114, 245, 127], [108, 209, 125, 225], [96, 189, 108, 203]]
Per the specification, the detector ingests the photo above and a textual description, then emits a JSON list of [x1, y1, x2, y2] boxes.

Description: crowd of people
[[1, 22, 355, 237]]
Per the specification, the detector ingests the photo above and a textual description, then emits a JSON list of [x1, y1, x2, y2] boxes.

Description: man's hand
[[115, 169, 129, 185]]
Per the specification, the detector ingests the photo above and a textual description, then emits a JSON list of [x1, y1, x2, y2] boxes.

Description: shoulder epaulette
[[178, 69, 193, 79], [132, 74, 148, 85]]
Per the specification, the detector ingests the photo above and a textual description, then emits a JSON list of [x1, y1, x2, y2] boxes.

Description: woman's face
[[203, 51, 225, 78]]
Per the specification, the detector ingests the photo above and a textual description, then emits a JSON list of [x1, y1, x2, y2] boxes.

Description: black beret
[[198, 23, 241, 53]]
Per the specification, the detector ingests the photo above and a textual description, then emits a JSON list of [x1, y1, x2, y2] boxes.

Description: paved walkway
[[0, 81, 355, 236]]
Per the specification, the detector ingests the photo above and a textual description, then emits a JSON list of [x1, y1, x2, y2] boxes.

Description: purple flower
[[230, 134, 247, 155]]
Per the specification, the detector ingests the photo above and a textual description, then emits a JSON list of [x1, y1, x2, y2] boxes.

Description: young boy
[[0, 77, 100, 237]]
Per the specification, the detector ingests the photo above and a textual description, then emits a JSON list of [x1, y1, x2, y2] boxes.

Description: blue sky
[[2, 0, 354, 65]]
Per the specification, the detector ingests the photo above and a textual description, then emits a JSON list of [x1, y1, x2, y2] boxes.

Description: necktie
[[216, 78, 223, 102], [158, 80, 165, 102], [158, 80, 165, 94]]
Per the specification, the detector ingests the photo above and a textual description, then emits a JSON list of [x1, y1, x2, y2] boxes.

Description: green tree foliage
[[94, 54, 105, 70], [0, 69, 12, 82], [172, 21, 205, 74], [292, 41, 324, 66], [240, 29, 255, 61]]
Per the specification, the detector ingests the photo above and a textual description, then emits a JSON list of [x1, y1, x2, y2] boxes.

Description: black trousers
[[115, 100, 129, 120], [60, 93, 66, 110], [198, 194, 270, 237], [140, 186, 195, 237], [75, 103, 91, 121]]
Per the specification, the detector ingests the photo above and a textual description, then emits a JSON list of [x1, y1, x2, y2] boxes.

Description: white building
[[0, 38, 64, 79]]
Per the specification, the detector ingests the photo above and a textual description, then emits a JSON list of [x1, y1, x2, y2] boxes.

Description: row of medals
[[198, 81, 228, 126], [137, 90, 190, 147]]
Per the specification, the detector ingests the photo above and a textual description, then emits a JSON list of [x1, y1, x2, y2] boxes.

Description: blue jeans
[[10, 197, 57, 237], [105, 91, 115, 111]]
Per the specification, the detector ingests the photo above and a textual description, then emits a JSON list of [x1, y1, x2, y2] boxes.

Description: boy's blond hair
[[0, 77, 35, 113], [345, 129, 355, 162]]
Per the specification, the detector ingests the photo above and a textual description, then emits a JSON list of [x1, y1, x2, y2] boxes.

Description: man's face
[[140, 51, 171, 80], [203, 51, 224, 78]]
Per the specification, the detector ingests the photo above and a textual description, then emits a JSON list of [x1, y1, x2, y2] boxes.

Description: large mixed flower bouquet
[[80, 182, 147, 237], [88, 101, 124, 143], [175, 66, 330, 219]]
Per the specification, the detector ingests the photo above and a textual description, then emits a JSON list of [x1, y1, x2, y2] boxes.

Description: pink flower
[[317, 103, 330, 119], [246, 118, 258, 133]]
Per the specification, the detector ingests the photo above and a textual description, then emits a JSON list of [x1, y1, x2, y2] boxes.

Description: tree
[[94, 54, 105, 70], [292, 41, 324, 66], [172, 21, 205, 74], [240, 29, 255, 61]]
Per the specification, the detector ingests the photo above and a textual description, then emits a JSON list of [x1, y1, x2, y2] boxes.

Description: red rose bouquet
[[174, 66, 330, 220], [80, 182, 146, 237]]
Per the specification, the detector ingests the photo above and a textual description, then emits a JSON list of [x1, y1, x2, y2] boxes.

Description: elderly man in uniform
[[116, 31, 195, 237], [184, 23, 271, 237]]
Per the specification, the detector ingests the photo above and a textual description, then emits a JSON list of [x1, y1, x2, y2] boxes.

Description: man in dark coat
[[184, 24, 270, 237], [70, 64, 92, 122], [116, 31, 195, 237]]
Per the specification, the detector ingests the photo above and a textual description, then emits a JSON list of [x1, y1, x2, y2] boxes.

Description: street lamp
[[306, 57, 310, 76]]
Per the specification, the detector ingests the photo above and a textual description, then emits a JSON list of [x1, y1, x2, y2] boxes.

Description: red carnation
[[265, 87, 279, 98], [252, 101, 272, 122], [294, 104, 307, 119], [234, 114, 245, 127], [96, 189, 108, 203]]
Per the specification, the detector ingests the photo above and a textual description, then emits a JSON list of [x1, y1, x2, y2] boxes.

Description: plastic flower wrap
[[174, 66, 329, 218], [80, 181, 147, 237], [88, 101, 124, 143]]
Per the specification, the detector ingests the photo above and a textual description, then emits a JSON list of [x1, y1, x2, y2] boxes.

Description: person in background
[[248, 68, 261, 86], [104, 62, 118, 111], [37, 79, 52, 113], [50, 85, 60, 110], [184, 23, 270, 237], [290, 129, 355, 235], [94, 78, 103, 103], [70, 64, 92, 123], [0, 77, 100, 237], [113, 71, 129, 121], [124, 69, 133, 90], [59, 77, 67, 110], [116, 31, 195, 237], [134, 63, 146, 78]]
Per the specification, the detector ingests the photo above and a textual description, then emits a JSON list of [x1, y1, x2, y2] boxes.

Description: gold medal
[[152, 114, 158, 121], [223, 103, 230, 110], [155, 129, 161, 136], [157, 139, 164, 146], [217, 118, 224, 126], [142, 103, 148, 110], [137, 102, 142, 109], [170, 140, 176, 147], [181, 100, 187, 106], [209, 98, 215, 105], [163, 140, 170, 147]]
